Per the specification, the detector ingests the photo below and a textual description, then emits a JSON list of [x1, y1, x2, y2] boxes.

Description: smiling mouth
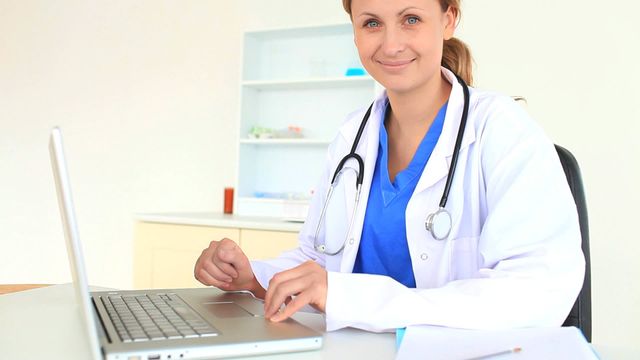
[[377, 59, 415, 69]]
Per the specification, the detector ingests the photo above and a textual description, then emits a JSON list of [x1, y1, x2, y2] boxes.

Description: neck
[[382, 72, 453, 183], [386, 72, 452, 133]]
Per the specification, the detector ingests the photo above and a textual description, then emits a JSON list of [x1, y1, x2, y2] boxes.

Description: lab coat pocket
[[449, 236, 480, 281]]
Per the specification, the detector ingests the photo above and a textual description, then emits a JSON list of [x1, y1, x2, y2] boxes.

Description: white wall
[[1, 0, 638, 352], [458, 0, 640, 352], [0, 1, 244, 288]]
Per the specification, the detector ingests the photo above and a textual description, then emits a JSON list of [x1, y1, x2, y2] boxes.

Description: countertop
[[134, 212, 304, 232]]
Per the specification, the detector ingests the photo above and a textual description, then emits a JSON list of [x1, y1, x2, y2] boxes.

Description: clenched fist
[[194, 238, 265, 298]]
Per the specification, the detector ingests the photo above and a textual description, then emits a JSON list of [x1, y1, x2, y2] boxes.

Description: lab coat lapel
[[414, 68, 476, 194], [339, 98, 384, 273]]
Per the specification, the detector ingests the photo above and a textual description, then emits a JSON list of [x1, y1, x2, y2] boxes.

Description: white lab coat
[[251, 67, 585, 332]]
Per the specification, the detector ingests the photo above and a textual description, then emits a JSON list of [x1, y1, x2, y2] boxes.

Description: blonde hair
[[342, 0, 473, 86]]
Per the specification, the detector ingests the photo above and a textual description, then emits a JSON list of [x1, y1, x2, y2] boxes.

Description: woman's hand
[[264, 260, 327, 322], [194, 238, 265, 298]]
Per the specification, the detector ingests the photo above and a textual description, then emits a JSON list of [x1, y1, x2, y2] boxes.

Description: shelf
[[238, 197, 310, 205], [236, 197, 311, 221], [239, 138, 331, 146], [242, 76, 374, 91], [245, 23, 353, 40], [237, 24, 374, 218]]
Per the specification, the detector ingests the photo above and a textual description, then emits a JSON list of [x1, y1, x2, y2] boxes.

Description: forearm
[[325, 254, 583, 333]]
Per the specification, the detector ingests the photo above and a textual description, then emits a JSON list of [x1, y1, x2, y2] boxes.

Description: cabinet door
[[134, 222, 240, 289], [240, 229, 299, 260]]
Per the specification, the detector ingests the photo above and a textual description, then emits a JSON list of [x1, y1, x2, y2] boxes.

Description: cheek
[[354, 37, 377, 66]]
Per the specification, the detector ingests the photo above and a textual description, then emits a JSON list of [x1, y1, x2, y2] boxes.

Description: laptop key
[[195, 328, 218, 336], [119, 335, 132, 342], [147, 332, 166, 340], [170, 305, 198, 321], [130, 333, 149, 342]]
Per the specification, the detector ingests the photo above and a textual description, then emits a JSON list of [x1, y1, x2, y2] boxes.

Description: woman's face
[[350, 0, 455, 95]]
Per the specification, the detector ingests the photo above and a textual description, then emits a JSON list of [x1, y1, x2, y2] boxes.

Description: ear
[[443, 6, 457, 40]]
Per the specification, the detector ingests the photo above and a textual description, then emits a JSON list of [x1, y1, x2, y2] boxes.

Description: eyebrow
[[397, 6, 425, 16], [355, 6, 425, 19]]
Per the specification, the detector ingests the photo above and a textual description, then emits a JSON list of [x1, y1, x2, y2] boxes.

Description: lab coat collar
[[413, 67, 477, 194]]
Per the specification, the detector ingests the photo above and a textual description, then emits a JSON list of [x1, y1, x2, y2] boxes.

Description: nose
[[380, 27, 407, 57]]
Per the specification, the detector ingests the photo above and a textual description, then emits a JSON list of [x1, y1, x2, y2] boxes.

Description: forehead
[[350, 0, 441, 15]]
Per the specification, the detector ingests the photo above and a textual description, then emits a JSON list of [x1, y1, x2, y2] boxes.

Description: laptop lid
[[49, 127, 103, 360]]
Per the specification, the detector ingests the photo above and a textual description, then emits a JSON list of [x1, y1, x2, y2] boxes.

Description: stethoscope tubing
[[439, 74, 470, 208], [315, 73, 470, 254]]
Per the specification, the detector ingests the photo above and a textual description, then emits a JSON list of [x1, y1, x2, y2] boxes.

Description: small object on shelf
[[248, 126, 274, 139], [274, 125, 303, 139], [345, 67, 367, 76], [248, 125, 304, 139], [224, 187, 234, 214], [253, 191, 311, 201]]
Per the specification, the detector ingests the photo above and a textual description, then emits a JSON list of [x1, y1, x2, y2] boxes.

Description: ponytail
[[442, 37, 474, 86]]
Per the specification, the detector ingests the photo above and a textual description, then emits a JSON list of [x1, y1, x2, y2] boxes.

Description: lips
[[377, 59, 415, 70]]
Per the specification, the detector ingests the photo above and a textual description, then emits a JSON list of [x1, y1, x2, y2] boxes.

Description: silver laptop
[[49, 127, 322, 360]]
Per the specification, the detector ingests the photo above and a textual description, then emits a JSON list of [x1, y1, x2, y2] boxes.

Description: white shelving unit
[[236, 24, 378, 220]]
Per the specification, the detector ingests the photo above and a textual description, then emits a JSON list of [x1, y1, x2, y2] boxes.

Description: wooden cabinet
[[133, 219, 299, 289]]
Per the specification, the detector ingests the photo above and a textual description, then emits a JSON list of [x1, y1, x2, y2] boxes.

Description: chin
[[379, 80, 418, 95]]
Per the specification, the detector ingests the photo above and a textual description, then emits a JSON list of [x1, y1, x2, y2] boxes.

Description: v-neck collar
[[377, 102, 448, 207]]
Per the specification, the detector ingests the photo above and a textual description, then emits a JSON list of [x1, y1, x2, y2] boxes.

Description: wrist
[[248, 276, 266, 300]]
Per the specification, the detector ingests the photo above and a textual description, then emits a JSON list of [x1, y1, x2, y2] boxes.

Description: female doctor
[[194, 0, 585, 332]]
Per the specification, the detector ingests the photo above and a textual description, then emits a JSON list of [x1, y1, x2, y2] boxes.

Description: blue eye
[[406, 16, 419, 25], [365, 20, 380, 28]]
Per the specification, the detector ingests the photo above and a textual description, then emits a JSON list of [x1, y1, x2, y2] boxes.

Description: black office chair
[[555, 145, 592, 342]]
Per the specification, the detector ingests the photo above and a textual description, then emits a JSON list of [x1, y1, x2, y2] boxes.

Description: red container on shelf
[[223, 187, 234, 214]]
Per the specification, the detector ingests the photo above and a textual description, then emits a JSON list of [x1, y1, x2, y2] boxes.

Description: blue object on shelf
[[345, 67, 366, 76]]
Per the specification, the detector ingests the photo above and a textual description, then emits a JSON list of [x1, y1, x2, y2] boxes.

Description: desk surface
[[0, 284, 396, 360], [135, 212, 303, 232], [2, 284, 637, 360]]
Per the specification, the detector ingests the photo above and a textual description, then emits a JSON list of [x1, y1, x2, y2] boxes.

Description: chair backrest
[[555, 145, 592, 342]]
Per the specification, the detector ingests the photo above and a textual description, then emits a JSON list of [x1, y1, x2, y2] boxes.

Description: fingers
[[194, 238, 258, 293], [212, 242, 241, 279], [271, 293, 310, 322], [194, 243, 218, 285], [264, 273, 307, 319], [194, 239, 238, 285], [202, 259, 233, 283], [215, 239, 251, 277], [195, 267, 231, 289], [264, 261, 327, 322], [263, 266, 304, 316]]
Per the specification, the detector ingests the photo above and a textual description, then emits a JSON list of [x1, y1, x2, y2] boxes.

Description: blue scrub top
[[352, 101, 448, 288]]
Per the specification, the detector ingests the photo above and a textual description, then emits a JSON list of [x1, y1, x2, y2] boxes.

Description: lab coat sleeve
[[324, 96, 585, 332]]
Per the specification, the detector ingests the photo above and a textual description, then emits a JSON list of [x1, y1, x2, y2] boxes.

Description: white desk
[[0, 284, 396, 359], [2, 284, 636, 359]]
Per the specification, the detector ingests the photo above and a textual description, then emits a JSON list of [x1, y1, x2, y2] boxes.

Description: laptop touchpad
[[202, 302, 254, 318]]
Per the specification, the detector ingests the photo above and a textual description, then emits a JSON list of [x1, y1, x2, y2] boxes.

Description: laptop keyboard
[[101, 293, 218, 343]]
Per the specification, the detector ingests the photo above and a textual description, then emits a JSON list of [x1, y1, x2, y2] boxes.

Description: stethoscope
[[313, 73, 470, 255]]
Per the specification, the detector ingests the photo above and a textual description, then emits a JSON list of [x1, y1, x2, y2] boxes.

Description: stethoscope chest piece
[[425, 207, 452, 241]]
